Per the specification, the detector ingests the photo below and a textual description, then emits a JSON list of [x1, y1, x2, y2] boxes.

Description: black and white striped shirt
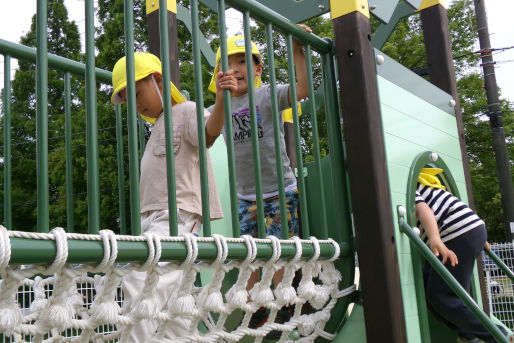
[[415, 184, 484, 243]]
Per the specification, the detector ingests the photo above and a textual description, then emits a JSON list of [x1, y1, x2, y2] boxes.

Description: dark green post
[[36, 0, 49, 233], [124, 0, 142, 236], [3, 54, 11, 230], [85, 0, 100, 234], [64, 72, 74, 232], [217, 0, 241, 237], [331, 2, 407, 342]]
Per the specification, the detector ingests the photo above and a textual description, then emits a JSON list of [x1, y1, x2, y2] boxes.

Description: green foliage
[[0, 0, 83, 231]]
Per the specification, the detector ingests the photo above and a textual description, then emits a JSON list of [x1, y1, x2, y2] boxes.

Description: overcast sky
[[0, 0, 513, 103]]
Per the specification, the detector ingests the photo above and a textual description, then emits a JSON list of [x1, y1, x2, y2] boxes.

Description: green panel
[[369, 0, 399, 24], [378, 64, 491, 342], [372, 1, 417, 49], [209, 137, 233, 237], [375, 49, 456, 115], [199, 0, 330, 23], [378, 70, 462, 343], [332, 304, 367, 343]]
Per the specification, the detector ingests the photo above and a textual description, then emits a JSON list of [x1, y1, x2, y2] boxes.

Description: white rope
[[0, 225, 11, 274], [0, 230, 355, 342]]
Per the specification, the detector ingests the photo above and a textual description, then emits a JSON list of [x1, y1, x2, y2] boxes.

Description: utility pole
[[474, 0, 514, 241]]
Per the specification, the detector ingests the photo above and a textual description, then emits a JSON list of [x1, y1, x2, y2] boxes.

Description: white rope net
[[0, 226, 355, 343]]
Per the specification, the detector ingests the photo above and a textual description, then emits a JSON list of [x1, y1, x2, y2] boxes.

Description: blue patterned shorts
[[238, 189, 299, 238]]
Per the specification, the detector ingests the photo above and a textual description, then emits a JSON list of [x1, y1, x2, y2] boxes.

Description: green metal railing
[[398, 212, 510, 343], [0, 0, 355, 338], [0, 0, 348, 245]]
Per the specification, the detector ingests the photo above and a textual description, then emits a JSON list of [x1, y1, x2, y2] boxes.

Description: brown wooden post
[[420, 1, 489, 315], [146, 0, 181, 88], [330, 2, 407, 342]]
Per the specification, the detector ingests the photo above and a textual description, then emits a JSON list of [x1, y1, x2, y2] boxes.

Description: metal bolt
[[362, 3, 366, 9], [318, 4, 325, 10], [152, 2, 155, 7], [449, 98, 456, 107], [370, 4, 377, 9], [413, 227, 421, 236], [398, 206, 406, 218], [376, 54, 385, 65], [430, 152, 439, 162]]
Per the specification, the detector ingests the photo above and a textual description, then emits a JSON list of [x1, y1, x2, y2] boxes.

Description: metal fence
[[1, 280, 122, 343], [482, 242, 514, 330]]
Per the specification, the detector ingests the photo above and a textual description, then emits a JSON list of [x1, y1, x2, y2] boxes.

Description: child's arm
[[415, 201, 459, 267], [205, 69, 237, 148], [288, 24, 312, 105]]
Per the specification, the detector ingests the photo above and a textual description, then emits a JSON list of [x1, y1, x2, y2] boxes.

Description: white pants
[[120, 209, 202, 343]]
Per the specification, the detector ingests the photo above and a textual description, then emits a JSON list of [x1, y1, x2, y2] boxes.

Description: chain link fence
[[482, 242, 514, 330]]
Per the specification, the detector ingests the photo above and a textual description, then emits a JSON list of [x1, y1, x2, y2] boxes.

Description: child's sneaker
[[248, 307, 269, 329]]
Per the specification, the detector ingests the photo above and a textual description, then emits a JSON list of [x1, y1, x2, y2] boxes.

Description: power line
[[454, 45, 514, 60]]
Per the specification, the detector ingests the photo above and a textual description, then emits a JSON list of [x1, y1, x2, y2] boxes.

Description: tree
[[0, 0, 83, 231]]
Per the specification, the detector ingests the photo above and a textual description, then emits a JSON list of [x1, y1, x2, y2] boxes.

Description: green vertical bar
[[305, 45, 328, 239], [85, 0, 100, 234], [124, 0, 141, 236], [158, 0, 179, 236], [190, 0, 211, 236], [36, 0, 49, 233], [138, 116, 146, 160], [3, 55, 12, 230], [322, 51, 351, 244], [217, 0, 240, 237], [64, 72, 74, 232], [115, 106, 127, 235], [265, 24, 288, 238], [243, 12, 265, 238], [285, 34, 309, 237]]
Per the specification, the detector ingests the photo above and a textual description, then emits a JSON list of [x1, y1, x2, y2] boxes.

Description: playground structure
[[0, 0, 513, 342]]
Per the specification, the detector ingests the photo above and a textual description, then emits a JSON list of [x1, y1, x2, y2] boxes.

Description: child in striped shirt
[[415, 168, 511, 343]]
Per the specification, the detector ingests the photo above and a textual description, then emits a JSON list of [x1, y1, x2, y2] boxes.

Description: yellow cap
[[418, 168, 446, 190], [208, 36, 262, 94], [111, 52, 186, 123]]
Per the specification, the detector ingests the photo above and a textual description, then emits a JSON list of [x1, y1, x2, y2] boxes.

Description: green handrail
[[265, 23, 289, 238], [124, 0, 142, 236], [398, 214, 509, 343], [0, 39, 111, 83], [64, 72, 74, 232], [286, 34, 310, 237], [224, 0, 331, 54], [217, 0, 240, 237], [159, 0, 179, 236], [7, 237, 344, 265], [484, 248, 514, 282], [243, 12, 266, 238], [36, 0, 49, 233], [3, 54, 12, 230], [190, 0, 212, 236], [305, 44, 328, 239]]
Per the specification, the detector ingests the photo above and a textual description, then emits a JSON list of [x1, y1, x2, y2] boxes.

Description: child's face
[[119, 73, 163, 118], [226, 53, 262, 97]]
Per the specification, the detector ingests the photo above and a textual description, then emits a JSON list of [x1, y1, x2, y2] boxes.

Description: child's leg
[[238, 198, 259, 291], [121, 210, 192, 342], [264, 190, 300, 287], [424, 225, 498, 342]]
